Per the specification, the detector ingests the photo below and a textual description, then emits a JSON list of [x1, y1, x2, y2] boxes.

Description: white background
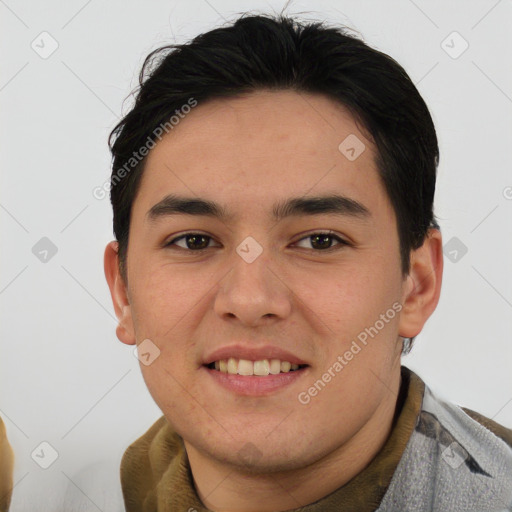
[[1, 0, 511, 510]]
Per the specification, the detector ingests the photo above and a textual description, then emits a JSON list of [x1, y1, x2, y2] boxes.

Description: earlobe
[[104, 241, 137, 345], [398, 229, 443, 338]]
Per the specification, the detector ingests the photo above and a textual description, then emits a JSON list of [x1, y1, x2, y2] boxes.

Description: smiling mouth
[[205, 358, 308, 376]]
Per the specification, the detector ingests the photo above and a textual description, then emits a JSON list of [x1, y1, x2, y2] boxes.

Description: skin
[[105, 90, 443, 511]]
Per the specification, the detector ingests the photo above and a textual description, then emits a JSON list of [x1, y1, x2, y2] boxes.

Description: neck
[[185, 368, 403, 512]]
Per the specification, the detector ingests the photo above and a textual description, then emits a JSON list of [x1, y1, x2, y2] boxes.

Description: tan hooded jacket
[[0, 416, 13, 512]]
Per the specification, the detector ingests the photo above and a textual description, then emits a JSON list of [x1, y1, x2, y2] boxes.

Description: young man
[[104, 13, 512, 512]]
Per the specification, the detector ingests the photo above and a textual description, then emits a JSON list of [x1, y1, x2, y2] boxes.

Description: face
[[108, 90, 418, 472]]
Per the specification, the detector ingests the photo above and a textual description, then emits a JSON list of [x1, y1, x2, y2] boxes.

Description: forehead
[[134, 90, 390, 222], [156, 89, 371, 155]]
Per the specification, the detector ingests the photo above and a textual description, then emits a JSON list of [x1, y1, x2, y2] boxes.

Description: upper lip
[[203, 344, 308, 366]]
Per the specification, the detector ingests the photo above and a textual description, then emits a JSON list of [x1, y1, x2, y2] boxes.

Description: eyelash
[[164, 231, 349, 253]]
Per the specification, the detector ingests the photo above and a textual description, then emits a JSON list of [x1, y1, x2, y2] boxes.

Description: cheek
[[306, 264, 393, 335], [303, 259, 403, 384], [128, 265, 206, 389], [140, 363, 202, 435], [129, 264, 204, 339], [131, 268, 202, 415]]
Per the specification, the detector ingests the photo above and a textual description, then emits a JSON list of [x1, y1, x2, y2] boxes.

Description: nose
[[213, 247, 292, 327]]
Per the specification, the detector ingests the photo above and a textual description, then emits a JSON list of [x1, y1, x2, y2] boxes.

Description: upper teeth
[[213, 358, 300, 376]]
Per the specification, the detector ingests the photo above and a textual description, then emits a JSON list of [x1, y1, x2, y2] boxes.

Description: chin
[[187, 429, 315, 474], [222, 448, 310, 475]]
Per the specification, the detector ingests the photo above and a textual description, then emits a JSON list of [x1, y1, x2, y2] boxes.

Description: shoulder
[[418, 383, 512, 468], [460, 406, 512, 448], [121, 415, 181, 470], [379, 371, 512, 511], [120, 416, 184, 509], [419, 386, 512, 504], [0, 416, 14, 512]]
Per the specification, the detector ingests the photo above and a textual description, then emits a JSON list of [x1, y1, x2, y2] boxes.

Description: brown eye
[[294, 232, 348, 251], [165, 233, 215, 251]]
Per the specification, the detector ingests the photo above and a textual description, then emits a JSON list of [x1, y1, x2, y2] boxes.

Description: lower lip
[[202, 366, 309, 396]]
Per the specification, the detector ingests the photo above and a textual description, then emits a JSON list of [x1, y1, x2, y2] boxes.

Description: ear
[[104, 241, 136, 345], [398, 228, 443, 338]]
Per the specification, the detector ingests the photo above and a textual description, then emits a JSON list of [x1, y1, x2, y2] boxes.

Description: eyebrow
[[146, 193, 371, 223]]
